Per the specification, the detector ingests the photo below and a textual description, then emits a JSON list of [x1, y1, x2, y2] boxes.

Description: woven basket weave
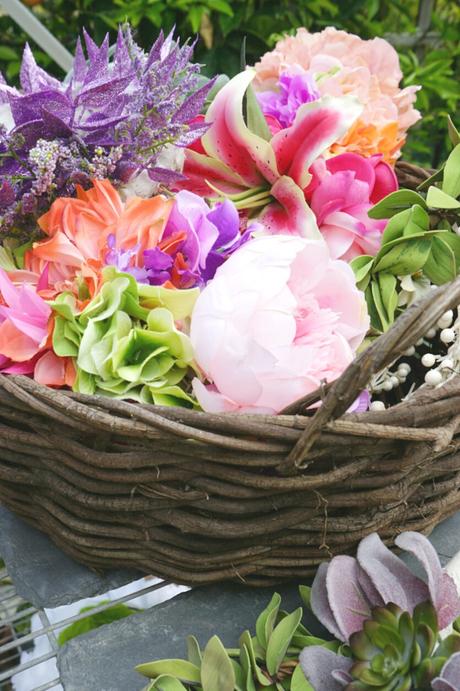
[[2, 162, 459, 587]]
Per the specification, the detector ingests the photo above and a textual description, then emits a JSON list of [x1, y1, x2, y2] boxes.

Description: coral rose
[[254, 27, 420, 161], [190, 235, 369, 413]]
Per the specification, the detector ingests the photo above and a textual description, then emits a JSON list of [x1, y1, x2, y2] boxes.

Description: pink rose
[[306, 153, 398, 261], [191, 235, 369, 413]]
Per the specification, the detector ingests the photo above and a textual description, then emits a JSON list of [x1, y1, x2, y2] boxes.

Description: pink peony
[[254, 27, 421, 161], [305, 152, 398, 260], [190, 235, 369, 413]]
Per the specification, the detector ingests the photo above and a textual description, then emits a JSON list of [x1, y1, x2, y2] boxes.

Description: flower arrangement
[[0, 24, 459, 417], [136, 531, 460, 690]]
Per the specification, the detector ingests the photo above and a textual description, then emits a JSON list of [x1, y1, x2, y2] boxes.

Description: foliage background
[[0, 0, 458, 167]]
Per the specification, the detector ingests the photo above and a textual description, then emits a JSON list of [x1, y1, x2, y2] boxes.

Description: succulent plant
[[136, 590, 336, 690], [346, 602, 460, 690]]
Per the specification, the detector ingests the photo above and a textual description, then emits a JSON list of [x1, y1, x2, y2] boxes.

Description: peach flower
[[25, 179, 173, 298], [254, 27, 420, 162]]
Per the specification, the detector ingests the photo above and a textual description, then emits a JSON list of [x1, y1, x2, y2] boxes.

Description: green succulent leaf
[[266, 607, 303, 676], [298, 586, 312, 611], [426, 185, 460, 209], [239, 643, 257, 691], [186, 636, 202, 667], [291, 664, 314, 690], [135, 660, 201, 683], [447, 116, 460, 146], [239, 631, 272, 686], [368, 190, 427, 219], [145, 675, 189, 691], [256, 592, 282, 651], [201, 636, 235, 691], [443, 143, 460, 198]]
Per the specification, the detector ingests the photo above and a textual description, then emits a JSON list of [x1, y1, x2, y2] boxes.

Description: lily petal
[[272, 96, 362, 189], [202, 69, 278, 186], [258, 176, 321, 238]]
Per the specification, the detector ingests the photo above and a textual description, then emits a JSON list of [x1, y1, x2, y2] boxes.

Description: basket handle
[[277, 275, 460, 475]]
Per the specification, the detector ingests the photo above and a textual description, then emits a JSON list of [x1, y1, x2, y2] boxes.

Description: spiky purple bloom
[[0, 27, 211, 238], [256, 69, 320, 129]]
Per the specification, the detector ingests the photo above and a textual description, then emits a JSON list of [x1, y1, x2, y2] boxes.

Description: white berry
[[370, 401, 386, 411], [425, 370, 443, 386], [441, 358, 455, 370], [425, 328, 437, 339], [397, 363, 411, 376], [421, 353, 436, 367], [440, 328, 456, 344], [382, 380, 393, 391], [404, 346, 416, 356], [438, 310, 454, 329]]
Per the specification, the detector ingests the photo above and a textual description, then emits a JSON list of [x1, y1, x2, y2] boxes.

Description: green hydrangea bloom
[[51, 267, 199, 407]]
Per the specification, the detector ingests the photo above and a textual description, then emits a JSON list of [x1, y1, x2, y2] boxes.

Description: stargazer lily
[[181, 69, 363, 237]]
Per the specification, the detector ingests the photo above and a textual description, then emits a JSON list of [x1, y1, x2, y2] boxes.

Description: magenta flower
[[181, 69, 362, 237], [256, 69, 320, 130], [305, 152, 398, 260]]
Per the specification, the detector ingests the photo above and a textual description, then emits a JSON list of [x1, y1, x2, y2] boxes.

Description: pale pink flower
[[254, 27, 421, 161], [191, 235, 369, 414]]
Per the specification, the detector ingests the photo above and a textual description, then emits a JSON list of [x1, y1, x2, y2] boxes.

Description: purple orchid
[[300, 531, 460, 690], [256, 69, 320, 130], [0, 27, 211, 237], [143, 190, 260, 288]]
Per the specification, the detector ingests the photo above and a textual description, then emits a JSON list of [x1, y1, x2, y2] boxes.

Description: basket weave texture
[[1, 162, 459, 587]]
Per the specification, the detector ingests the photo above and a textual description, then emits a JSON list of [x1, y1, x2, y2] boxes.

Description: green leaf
[[239, 631, 272, 686], [350, 255, 374, 285], [448, 115, 460, 146], [378, 273, 398, 325], [201, 636, 235, 691], [291, 664, 314, 691], [266, 607, 303, 676], [256, 592, 281, 651], [442, 144, 460, 199], [380, 209, 412, 245], [148, 675, 188, 691], [206, 0, 233, 15], [423, 235, 458, 284], [246, 83, 272, 141], [374, 236, 432, 276], [239, 644, 257, 691], [298, 585, 312, 610], [402, 205, 430, 237], [231, 658, 246, 691], [0, 46, 18, 61], [186, 635, 202, 667], [368, 190, 427, 219], [426, 186, 460, 209], [371, 280, 389, 331], [135, 660, 201, 682], [58, 602, 137, 646]]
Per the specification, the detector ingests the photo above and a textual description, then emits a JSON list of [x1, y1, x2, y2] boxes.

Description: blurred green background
[[0, 0, 458, 166]]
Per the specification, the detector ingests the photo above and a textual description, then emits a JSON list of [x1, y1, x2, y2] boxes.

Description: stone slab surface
[[57, 583, 322, 691], [0, 506, 140, 608]]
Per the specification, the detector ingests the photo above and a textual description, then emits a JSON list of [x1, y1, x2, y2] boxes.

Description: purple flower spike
[[256, 68, 320, 129]]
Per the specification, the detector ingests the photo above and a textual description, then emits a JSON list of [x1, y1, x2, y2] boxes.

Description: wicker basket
[[2, 161, 459, 588]]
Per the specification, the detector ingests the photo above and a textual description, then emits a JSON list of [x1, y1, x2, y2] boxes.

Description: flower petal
[[272, 96, 362, 189], [202, 69, 278, 186], [258, 176, 321, 238], [300, 647, 352, 690]]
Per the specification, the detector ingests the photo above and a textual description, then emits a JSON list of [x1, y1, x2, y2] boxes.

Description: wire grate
[[0, 561, 187, 690]]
